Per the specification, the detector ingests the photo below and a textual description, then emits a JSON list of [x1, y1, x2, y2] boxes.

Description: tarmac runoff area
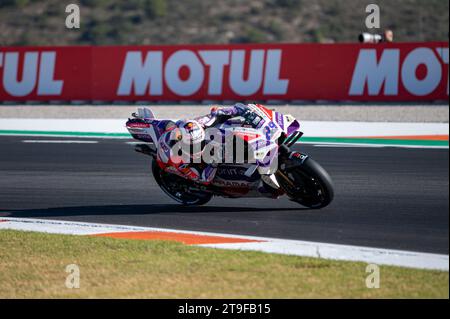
[[0, 103, 448, 123], [0, 117, 447, 148], [0, 103, 448, 148]]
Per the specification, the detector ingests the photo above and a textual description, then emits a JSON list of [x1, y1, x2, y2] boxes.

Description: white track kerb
[[0, 217, 448, 271]]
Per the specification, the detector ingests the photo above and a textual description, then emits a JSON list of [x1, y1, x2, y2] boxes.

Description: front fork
[[275, 145, 309, 189]]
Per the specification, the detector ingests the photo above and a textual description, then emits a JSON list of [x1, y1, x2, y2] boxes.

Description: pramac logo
[[117, 49, 290, 97], [0, 51, 63, 97]]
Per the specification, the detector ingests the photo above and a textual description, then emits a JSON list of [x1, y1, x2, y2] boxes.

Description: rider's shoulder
[[234, 102, 251, 113]]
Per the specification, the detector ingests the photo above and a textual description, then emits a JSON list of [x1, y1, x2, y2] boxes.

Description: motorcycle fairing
[[126, 106, 303, 193]]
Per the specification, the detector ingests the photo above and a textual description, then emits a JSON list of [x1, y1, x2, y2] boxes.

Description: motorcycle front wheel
[[278, 157, 334, 209], [152, 160, 212, 206]]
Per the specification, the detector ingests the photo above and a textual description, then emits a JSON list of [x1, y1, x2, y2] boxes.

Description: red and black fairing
[[209, 165, 260, 197]]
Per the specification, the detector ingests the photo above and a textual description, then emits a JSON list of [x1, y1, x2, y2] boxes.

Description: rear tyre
[[152, 160, 212, 206], [279, 157, 334, 209]]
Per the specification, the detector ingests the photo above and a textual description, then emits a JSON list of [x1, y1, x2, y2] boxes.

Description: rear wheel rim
[[159, 171, 206, 205]]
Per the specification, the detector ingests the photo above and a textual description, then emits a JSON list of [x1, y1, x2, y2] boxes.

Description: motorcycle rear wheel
[[278, 157, 334, 209], [152, 160, 212, 206]]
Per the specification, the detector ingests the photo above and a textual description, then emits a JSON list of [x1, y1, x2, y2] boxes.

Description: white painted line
[[311, 143, 386, 148], [1, 118, 447, 149], [300, 141, 448, 149], [2, 133, 131, 139], [22, 140, 98, 144], [300, 121, 449, 137], [0, 119, 130, 134], [0, 217, 447, 271], [125, 141, 152, 145], [1, 136, 445, 149], [6, 137, 447, 149], [200, 242, 449, 271], [1, 118, 448, 137]]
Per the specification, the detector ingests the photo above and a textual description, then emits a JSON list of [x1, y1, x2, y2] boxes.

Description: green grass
[[0, 230, 448, 298]]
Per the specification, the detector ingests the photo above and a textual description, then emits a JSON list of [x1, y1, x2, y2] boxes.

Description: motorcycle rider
[[156, 103, 282, 198]]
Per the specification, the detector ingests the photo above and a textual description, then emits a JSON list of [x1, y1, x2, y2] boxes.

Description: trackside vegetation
[[0, 230, 448, 298], [0, 0, 448, 46]]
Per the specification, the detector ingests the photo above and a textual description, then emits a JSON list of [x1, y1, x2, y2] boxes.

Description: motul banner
[[0, 43, 448, 102], [0, 46, 91, 101]]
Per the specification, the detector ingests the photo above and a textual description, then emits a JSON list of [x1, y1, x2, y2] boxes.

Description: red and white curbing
[[0, 217, 448, 271]]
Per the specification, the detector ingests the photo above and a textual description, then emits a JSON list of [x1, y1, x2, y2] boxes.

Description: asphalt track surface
[[0, 136, 448, 254]]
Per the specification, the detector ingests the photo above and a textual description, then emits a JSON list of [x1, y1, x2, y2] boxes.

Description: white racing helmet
[[177, 120, 205, 162]]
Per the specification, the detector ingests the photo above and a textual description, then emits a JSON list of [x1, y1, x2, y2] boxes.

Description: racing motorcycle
[[125, 105, 334, 209]]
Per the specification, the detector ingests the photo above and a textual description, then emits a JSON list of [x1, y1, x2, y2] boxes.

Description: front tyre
[[278, 157, 334, 209], [152, 160, 212, 206]]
